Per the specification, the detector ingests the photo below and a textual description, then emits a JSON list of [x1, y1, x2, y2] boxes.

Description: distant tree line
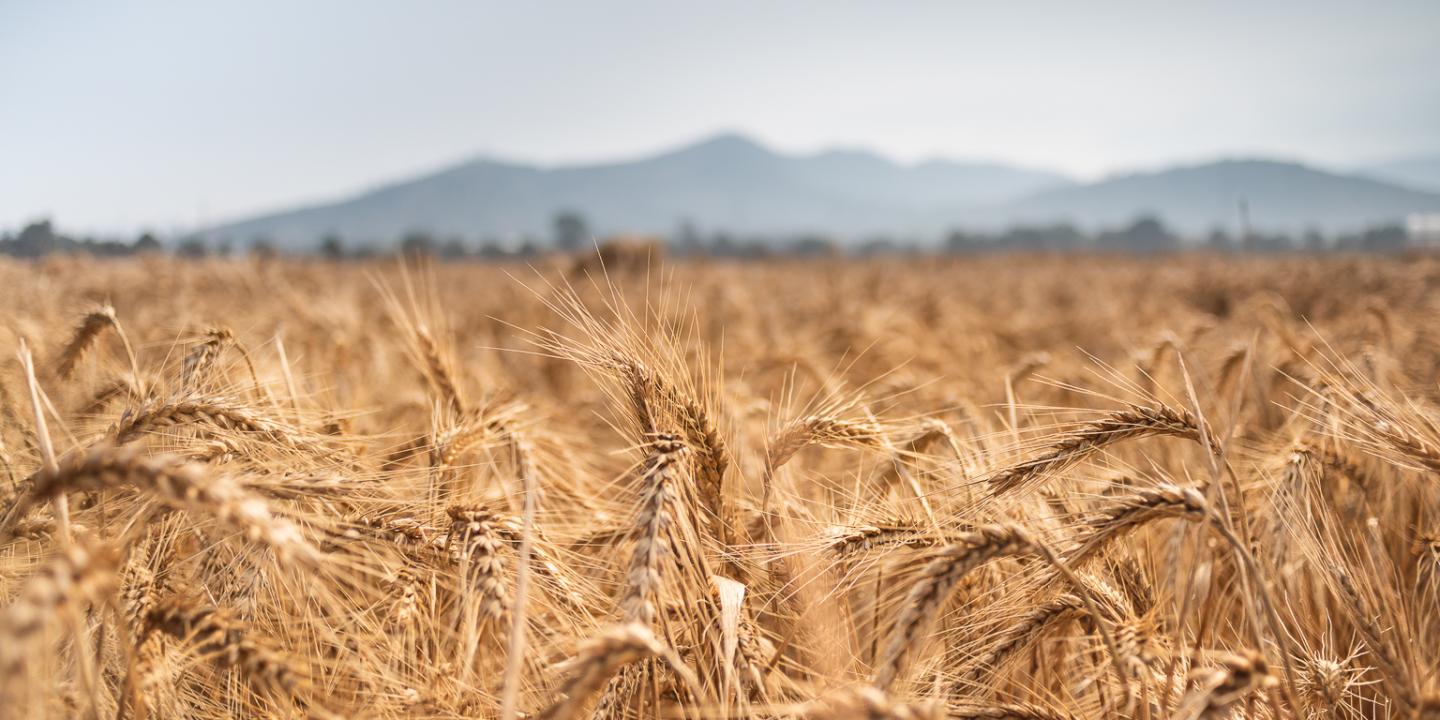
[[0, 220, 163, 258], [937, 216, 1414, 255], [1, 211, 1423, 261]]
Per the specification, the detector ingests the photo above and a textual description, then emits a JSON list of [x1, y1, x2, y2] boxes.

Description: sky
[[2, 1, 1438, 236]]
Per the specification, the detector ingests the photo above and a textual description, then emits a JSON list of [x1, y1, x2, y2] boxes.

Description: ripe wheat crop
[[1, 253, 1438, 719]]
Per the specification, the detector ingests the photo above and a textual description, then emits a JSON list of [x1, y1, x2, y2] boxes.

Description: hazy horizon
[[9, 129, 1440, 238], [3, 0, 1439, 235]]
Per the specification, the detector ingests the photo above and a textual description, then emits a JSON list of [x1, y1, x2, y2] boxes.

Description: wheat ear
[[180, 326, 234, 389], [416, 325, 466, 414], [143, 594, 311, 701], [1067, 484, 1209, 566], [113, 394, 337, 458], [619, 433, 688, 625], [1175, 650, 1276, 720], [7, 447, 315, 564], [447, 506, 511, 623], [538, 622, 698, 720], [960, 594, 1086, 684], [52, 305, 118, 379], [873, 524, 1036, 689], [946, 703, 1077, 720], [0, 539, 120, 678], [989, 405, 1217, 496], [610, 355, 734, 548]]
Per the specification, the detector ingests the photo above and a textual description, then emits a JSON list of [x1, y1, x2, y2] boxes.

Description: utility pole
[[1237, 197, 1252, 252]]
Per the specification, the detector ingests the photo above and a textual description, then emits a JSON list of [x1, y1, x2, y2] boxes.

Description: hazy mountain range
[[1359, 154, 1440, 195], [208, 134, 1440, 249], [982, 159, 1440, 235]]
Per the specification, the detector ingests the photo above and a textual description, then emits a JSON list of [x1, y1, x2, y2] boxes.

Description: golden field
[[0, 253, 1437, 719]]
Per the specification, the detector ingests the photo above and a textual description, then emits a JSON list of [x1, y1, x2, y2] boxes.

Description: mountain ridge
[[206, 135, 1440, 248], [1359, 153, 1440, 194], [974, 157, 1440, 234]]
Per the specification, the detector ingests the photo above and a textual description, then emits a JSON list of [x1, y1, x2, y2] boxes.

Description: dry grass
[[2, 252, 1438, 719]]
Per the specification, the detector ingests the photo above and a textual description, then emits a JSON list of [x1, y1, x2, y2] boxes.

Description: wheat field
[[0, 253, 1437, 719]]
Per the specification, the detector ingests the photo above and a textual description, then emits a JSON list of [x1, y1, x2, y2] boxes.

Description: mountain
[[206, 134, 1070, 249], [787, 148, 1070, 210], [978, 159, 1440, 235], [209, 137, 1440, 248], [1359, 154, 1440, 194]]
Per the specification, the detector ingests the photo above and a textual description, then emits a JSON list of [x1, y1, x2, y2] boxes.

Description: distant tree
[[1360, 224, 1407, 252], [15, 220, 59, 257], [85, 236, 134, 257], [1000, 223, 1087, 251], [552, 211, 589, 252], [709, 232, 737, 257], [1248, 232, 1295, 253], [1205, 228, 1233, 252], [859, 236, 899, 256], [440, 236, 469, 260], [945, 230, 986, 253], [132, 232, 162, 254], [1097, 216, 1178, 252], [319, 233, 345, 260], [786, 234, 838, 257], [737, 240, 771, 259], [250, 236, 277, 260], [400, 230, 435, 258], [176, 237, 209, 258], [1302, 228, 1326, 252], [516, 236, 541, 258], [477, 237, 506, 259], [674, 219, 702, 256]]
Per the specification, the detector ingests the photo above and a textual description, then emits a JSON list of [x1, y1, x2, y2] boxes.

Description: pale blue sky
[[2, 1, 1437, 235]]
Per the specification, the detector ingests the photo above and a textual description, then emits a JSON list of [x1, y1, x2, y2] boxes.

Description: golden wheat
[[0, 254, 1435, 718]]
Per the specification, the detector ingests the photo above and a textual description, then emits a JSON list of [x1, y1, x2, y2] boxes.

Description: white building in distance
[[1409, 214, 1440, 247]]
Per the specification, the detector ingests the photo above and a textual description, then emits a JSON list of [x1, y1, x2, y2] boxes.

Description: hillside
[[979, 159, 1440, 235], [208, 138, 1440, 248], [207, 134, 1069, 249], [1360, 154, 1440, 194]]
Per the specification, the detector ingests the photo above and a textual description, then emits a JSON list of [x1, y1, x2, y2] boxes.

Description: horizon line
[[8, 131, 1439, 237]]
